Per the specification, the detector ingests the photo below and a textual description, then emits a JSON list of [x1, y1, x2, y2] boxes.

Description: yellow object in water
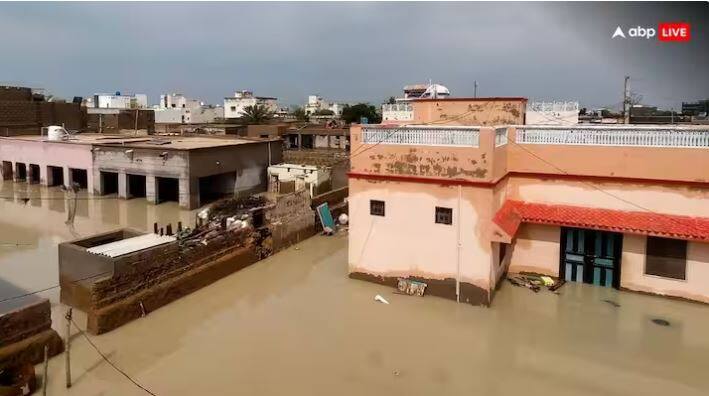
[[541, 276, 555, 286]]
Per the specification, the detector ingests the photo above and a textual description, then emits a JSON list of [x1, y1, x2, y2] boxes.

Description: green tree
[[341, 103, 381, 124], [386, 96, 396, 104], [240, 104, 273, 125], [292, 106, 309, 122]]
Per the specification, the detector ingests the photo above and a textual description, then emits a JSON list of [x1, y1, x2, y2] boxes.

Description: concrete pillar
[[179, 177, 198, 209], [118, 171, 128, 199], [39, 165, 49, 186], [63, 167, 71, 188], [298, 133, 302, 150], [146, 175, 157, 204]]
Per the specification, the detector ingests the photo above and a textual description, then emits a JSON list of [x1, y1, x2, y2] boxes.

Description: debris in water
[[322, 226, 334, 236], [338, 213, 349, 225], [507, 276, 540, 293], [397, 278, 427, 297], [393, 370, 400, 376], [603, 299, 621, 308], [549, 279, 566, 292], [374, 295, 389, 304], [651, 318, 670, 326], [540, 276, 554, 286]]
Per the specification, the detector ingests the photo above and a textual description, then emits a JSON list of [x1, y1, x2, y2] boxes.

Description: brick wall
[[0, 101, 85, 136], [89, 228, 252, 309], [0, 86, 32, 102]]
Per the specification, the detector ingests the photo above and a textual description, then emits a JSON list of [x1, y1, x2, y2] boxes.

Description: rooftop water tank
[[46, 125, 68, 141]]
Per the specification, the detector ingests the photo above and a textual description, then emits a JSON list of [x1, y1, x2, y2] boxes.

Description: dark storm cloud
[[0, 2, 706, 109]]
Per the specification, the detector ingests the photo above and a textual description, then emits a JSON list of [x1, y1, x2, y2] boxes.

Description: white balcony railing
[[362, 126, 479, 147], [517, 127, 709, 148]]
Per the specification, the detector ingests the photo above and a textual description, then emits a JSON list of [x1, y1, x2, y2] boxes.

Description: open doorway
[[198, 173, 235, 205], [69, 168, 88, 189], [127, 174, 146, 198], [28, 164, 40, 184], [156, 177, 179, 203], [47, 166, 64, 187], [100, 171, 119, 195], [15, 163, 27, 181], [2, 161, 13, 180]]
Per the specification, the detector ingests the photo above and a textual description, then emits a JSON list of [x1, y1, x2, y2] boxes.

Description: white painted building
[[268, 163, 331, 197], [381, 83, 451, 122], [304, 95, 343, 117], [154, 93, 222, 124], [159, 93, 201, 110], [87, 93, 148, 109], [224, 90, 278, 119], [526, 101, 580, 125]]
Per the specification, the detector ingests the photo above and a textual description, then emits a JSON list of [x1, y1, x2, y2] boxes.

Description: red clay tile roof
[[493, 200, 709, 242]]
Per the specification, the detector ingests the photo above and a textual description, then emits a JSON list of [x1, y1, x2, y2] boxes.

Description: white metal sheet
[[86, 233, 176, 258]]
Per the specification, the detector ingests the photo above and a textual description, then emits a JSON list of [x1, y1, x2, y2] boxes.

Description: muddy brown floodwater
[[1, 180, 709, 395]]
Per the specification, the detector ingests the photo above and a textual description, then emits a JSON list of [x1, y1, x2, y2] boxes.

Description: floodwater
[[1, 180, 709, 395], [0, 180, 196, 309]]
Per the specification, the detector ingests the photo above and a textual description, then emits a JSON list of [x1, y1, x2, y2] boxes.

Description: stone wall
[[266, 190, 316, 251], [0, 299, 64, 369]]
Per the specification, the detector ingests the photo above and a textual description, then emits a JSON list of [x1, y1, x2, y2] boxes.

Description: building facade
[[348, 124, 709, 305], [0, 134, 282, 209], [88, 93, 148, 109], [224, 90, 278, 119]]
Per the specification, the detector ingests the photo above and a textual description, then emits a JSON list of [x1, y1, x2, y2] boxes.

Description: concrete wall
[[411, 99, 526, 126], [86, 109, 155, 134], [508, 224, 561, 276], [350, 125, 496, 182], [621, 235, 709, 304], [0, 138, 94, 190], [348, 178, 495, 305], [0, 101, 84, 136]]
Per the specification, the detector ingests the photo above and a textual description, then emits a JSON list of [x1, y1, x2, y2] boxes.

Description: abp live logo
[[658, 22, 691, 42], [612, 22, 691, 42]]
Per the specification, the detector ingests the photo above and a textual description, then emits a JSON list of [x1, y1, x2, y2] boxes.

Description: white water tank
[[46, 126, 68, 141]]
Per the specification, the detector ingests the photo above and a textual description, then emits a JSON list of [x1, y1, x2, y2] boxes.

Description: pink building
[[348, 124, 709, 305]]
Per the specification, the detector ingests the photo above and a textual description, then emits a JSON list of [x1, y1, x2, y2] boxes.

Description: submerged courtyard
[[1, 182, 708, 395]]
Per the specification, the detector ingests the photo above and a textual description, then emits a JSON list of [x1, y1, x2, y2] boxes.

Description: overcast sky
[[0, 2, 706, 110]]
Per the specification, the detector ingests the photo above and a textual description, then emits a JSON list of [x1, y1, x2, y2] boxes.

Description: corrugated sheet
[[86, 233, 176, 258]]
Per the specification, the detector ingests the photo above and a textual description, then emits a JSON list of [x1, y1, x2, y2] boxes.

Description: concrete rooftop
[[0, 133, 270, 150]]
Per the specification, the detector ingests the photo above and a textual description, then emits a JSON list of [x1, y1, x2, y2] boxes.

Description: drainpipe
[[456, 184, 462, 303]]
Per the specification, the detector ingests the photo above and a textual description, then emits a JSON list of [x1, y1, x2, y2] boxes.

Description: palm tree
[[240, 104, 273, 125]]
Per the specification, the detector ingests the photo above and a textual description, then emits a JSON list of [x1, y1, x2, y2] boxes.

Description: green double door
[[560, 227, 622, 288]]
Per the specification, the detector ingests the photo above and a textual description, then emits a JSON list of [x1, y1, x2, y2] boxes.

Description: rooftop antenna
[[474, 81, 478, 98]]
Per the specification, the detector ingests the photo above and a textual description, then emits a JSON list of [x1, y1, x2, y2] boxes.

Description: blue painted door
[[560, 228, 622, 288]]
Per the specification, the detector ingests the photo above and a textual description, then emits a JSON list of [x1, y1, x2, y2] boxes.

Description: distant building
[[87, 93, 148, 109], [682, 99, 709, 117], [154, 93, 222, 124], [0, 133, 282, 209], [159, 93, 201, 110], [382, 83, 451, 122], [304, 95, 343, 117], [224, 90, 278, 119], [526, 101, 579, 125]]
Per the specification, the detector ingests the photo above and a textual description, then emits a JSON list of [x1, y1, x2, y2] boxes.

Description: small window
[[230, 106, 236, 111], [370, 200, 385, 216], [645, 236, 687, 280], [435, 207, 453, 225]]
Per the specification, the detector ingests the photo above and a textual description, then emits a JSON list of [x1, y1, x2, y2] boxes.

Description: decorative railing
[[495, 128, 508, 147], [528, 101, 579, 112], [517, 127, 709, 148], [382, 103, 413, 112], [362, 126, 479, 147]]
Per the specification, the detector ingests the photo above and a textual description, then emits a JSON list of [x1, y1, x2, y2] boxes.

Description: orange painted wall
[[411, 99, 526, 126]]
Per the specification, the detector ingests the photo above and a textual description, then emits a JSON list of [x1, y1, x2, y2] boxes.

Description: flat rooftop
[[0, 133, 273, 150]]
